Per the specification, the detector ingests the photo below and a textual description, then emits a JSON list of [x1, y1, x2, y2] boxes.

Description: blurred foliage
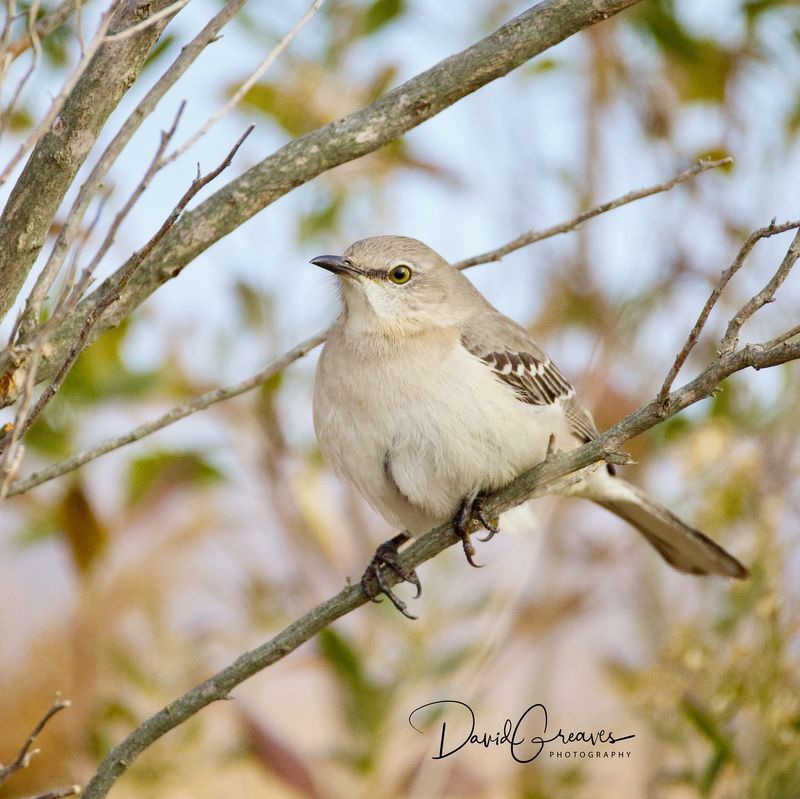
[[125, 450, 225, 508], [2, 1, 800, 798], [610, 552, 800, 797]]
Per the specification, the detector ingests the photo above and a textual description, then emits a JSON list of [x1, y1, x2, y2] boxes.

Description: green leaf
[[680, 695, 736, 761], [318, 628, 392, 767], [57, 482, 110, 573], [143, 34, 175, 71], [126, 450, 225, 507], [363, 0, 404, 35], [631, 2, 734, 103], [60, 317, 162, 404], [237, 81, 320, 136], [298, 190, 346, 241]]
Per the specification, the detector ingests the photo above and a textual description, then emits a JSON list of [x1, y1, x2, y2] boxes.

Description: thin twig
[[5, 0, 85, 63], [103, 0, 188, 41], [15, 125, 253, 440], [719, 227, 800, 356], [0, 345, 40, 497], [657, 219, 800, 407], [0, 0, 121, 186], [0, 697, 71, 786], [79, 100, 187, 281], [75, 0, 85, 54], [6, 329, 326, 496], [0, 105, 187, 472], [23, 787, 82, 799], [0, 0, 42, 142], [452, 157, 733, 270], [15, 0, 249, 344], [761, 323, 800, 351], [5, 160, 727, 494], [163, 0, 325, 165], [0, 0, 19, 93]]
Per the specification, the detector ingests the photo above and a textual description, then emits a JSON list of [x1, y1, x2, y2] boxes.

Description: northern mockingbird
[[311, 236, 748, 617]]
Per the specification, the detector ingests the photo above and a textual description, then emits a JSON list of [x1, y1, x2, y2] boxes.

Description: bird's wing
[[460, 312, 600, 444]]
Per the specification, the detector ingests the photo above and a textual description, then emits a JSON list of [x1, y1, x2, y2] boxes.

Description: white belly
[[313, 329, 574, 535]]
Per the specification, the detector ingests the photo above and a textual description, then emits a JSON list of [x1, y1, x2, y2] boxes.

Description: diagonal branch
[[657, 219, 800, 406], [719, 228, 800, 356], [0, 0, 185, 323], [5, 125, 254, 451], [5, 329, 327, 497], [13, 0, 250, 344], [18, 0, 644, 395], [0, 696, 72, 787], [453, 157, 732, 270], [4, 157, 726, 494], [5, 0, 92, 63], [162, 0, 325, 166], [78, 328, 800, 799]]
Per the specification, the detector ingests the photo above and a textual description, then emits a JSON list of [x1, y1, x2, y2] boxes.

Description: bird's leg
[[455, 492, 499, 567], [360, 532, 421, 620]]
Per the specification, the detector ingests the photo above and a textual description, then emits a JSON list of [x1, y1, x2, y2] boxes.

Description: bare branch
[[0, 0, 121, 187], [720, 228, 800, 356], [9, 125, 253, 443], [4, 159, 729, 493], [0, 697, 71, 786], [761, 323, 800, 351], [453, 157, 733, 270], [657, 219, 800, 406], [0, 0, 186, 324], [13, 0, 249, 343], [0, 0, 42, 142], [164, 0, 325, 165], [6, 329, 326, 497], [5, 0, 90, 63], [103, 0, 189, 41], [79, 329, 800, 799]]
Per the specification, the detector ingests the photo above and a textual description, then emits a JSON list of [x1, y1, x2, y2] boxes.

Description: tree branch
[[719, 227, 800, 356], [79, 321, 800, 799], [162, 0, 325, 166], [5, 0, 91, 63], [0, 696, 72, 787], [19, 0, 643, 394], [1, 124, 253, 456], [13, 0, 249, 344], [453, 156, 732, 270], [657, 219, 800, 406], [0, 0, 184, 322]]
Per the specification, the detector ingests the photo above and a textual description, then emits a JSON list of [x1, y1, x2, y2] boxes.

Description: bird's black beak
[[310, 254, 361, 277]]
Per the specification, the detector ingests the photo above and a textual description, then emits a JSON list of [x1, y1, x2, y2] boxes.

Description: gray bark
[[0, 0, 179, 321]]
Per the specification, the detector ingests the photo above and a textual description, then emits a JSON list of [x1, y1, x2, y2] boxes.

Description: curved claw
[[464, 549, 484, 568], [474, 498, 500, 542], [455, 493, 495, 568], [359, 534, 420, 619]]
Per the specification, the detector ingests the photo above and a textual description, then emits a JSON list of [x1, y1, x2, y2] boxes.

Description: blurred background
[[1, 0, 800, 796]]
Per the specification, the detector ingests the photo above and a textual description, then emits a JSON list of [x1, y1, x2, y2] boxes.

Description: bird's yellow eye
[[387, 264, 413, 284]]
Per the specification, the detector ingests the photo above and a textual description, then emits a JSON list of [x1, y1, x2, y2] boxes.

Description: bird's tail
[[591, 477, 748, 579]]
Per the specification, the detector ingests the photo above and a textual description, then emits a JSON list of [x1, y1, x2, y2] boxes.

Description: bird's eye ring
[[388, 264, 413, 284]]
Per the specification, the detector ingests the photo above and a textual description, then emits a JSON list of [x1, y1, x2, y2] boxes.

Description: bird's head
[[311, 235, 474, 335]]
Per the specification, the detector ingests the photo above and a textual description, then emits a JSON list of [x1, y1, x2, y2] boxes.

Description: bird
[[310, 235, 748, 617]]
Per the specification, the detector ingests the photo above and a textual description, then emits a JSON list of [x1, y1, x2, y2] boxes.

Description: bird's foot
[[454, 493, 500, 567], [360, 532, 421, 620]]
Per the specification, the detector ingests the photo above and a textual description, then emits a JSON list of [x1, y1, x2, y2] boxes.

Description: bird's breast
[[313, 330, 564, 531]]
